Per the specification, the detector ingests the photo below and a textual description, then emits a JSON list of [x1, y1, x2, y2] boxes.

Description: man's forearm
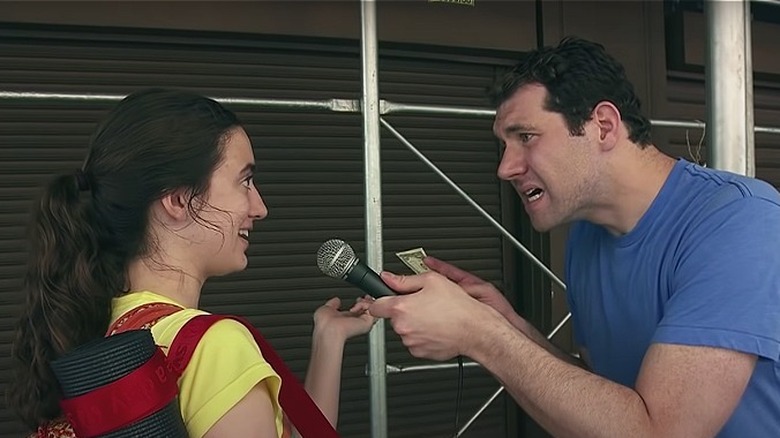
[[504, 312, 587, 369], [468, 317, 653, 438]]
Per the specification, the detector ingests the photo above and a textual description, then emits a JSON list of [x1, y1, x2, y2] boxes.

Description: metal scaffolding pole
[[705, 0, 754, 176], [3, 92, 779, 136], [359, 1, 388, 438]]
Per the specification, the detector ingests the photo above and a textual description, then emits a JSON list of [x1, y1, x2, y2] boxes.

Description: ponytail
[[7, 88, 241, 430], [8, 171, 124, 428]]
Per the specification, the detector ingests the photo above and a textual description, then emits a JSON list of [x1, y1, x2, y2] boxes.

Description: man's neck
[[589, 145, 677, 236]]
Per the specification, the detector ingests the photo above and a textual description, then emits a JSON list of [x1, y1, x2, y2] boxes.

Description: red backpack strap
[[168, 314, 340, 438]]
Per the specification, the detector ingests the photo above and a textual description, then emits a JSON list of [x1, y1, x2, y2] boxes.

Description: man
[[368, 37, 780, 437]]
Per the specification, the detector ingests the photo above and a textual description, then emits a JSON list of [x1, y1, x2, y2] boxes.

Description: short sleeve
[[565, 222, 587, 349], [653, 197, 780, 361], [176, 318, 284, 438]]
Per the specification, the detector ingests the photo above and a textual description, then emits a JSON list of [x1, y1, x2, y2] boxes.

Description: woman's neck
[[126, 257, 205, 308]]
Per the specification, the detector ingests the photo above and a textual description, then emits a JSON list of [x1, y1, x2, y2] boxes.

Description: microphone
[[316, 239, 396, 298]]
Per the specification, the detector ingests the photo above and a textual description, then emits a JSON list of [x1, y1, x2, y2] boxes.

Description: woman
[[8, 88, 373, 437]]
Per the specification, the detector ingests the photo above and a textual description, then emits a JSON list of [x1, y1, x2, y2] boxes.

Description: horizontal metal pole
[[0, 91, 359, 112], [756, 125, 780, 135], [3, 91, 780, 136], [652, 118, 780, 136], [651, 118, 705, 129], [384, 312, 571, 376], [0, 91, 125, 103], [386, 360, 481, 374], [223, 97, 359, 112], [381, 101, 495, 117]]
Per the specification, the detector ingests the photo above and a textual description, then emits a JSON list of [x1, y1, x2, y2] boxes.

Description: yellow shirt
[[111, 291, 284, 438]]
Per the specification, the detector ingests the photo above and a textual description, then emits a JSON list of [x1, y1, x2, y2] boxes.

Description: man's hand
[[424, 256, 573, 365], [424, 256, 518, 324], [368, 270, 505, 361]]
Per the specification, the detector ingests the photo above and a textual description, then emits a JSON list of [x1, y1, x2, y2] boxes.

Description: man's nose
[[497, 145, 527, 181]]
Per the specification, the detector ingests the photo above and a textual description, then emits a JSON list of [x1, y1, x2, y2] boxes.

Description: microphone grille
[[316, 238, 356, 278]]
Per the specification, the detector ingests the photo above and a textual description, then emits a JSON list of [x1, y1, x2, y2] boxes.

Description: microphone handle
[[345, 261, 397, 298]]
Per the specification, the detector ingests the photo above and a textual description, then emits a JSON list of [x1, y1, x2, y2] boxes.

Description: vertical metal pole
[[360, 1, 388, 437], [744, 2, 755, 177], [705, 0, 754, 176]]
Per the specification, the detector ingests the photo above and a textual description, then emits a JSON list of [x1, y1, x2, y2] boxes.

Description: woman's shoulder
[[110, 291, 263, 357], [153, 308, 262, 359]]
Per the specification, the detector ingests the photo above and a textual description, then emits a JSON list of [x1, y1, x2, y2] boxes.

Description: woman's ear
[[159, 188, 191, 223]]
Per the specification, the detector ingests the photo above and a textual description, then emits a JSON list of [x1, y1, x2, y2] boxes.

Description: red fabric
[[106, 302, 183, 335], [58, 348, 178, 437], [167, 314, 340, 438]]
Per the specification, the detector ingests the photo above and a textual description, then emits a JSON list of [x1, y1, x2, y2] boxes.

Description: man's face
[[493, 83, 601, 232]]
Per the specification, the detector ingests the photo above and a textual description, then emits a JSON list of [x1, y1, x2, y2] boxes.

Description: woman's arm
[[302, 297, 375, 426], [203, 381, 279, 438], [302, 323, 348, 425]]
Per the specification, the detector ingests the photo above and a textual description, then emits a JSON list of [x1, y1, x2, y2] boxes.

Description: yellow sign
[[428, 0, 475, 6]]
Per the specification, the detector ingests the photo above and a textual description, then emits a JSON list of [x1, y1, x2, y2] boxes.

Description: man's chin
[[529, 215, 558, 233]]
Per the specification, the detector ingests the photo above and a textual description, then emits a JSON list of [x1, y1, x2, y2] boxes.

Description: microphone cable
[[451, 355, 464, 437]]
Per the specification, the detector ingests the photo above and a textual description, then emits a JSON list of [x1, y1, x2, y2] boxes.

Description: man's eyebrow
[[504, 123, 536, 135]]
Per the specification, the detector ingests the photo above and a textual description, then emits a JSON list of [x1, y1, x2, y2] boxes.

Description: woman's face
[[190, 127, 268, 278]]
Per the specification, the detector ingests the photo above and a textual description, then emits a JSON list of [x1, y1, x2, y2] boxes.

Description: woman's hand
[[314, 296, 375, 341]]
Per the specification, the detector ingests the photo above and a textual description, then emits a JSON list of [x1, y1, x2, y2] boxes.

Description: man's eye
[[242, 177, 253, 187], [519, 134, 534, 143]]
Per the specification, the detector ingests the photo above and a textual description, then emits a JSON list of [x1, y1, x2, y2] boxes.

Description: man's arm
[[472, 315, 756, 438], [370, 272, 756, 438], [503, 311, 589, 369]]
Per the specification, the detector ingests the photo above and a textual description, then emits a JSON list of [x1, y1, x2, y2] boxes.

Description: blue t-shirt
[[565, 159, 780, 437]]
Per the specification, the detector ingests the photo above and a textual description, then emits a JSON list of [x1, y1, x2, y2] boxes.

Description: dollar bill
[[395, 247, 431, 274]]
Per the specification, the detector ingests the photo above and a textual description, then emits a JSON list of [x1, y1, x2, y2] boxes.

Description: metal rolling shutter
[[0, 24, 516, 437], [661, 72, 780, 187]]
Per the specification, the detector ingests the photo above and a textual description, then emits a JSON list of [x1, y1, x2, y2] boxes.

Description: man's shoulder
[[681, 162, 780, 204]]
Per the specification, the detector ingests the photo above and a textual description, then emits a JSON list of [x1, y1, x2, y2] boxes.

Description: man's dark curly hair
[[490, 36, 652, 147]]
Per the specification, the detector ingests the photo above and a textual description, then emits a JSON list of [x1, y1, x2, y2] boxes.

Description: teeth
[[239, 230, 249, 238], [524, 188, 543, 202]]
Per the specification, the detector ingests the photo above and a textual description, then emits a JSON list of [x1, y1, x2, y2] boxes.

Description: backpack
[[33, 303, 339, 438]]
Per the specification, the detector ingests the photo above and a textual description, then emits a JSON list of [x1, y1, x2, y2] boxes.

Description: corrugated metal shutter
[[0, 24, 517, 437], [662, 72, 780, 187]]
